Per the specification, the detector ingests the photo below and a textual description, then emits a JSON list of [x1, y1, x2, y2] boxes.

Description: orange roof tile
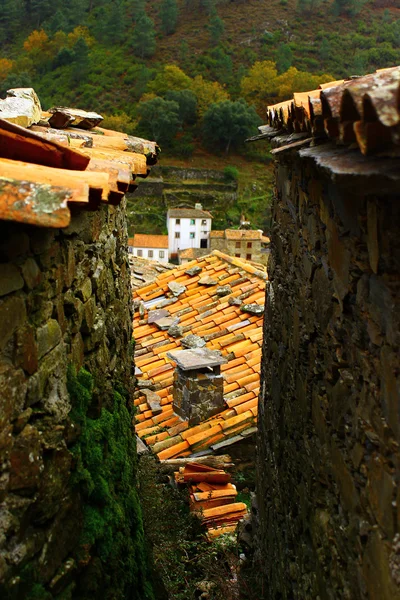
[[133, 250, 265, 458], [130, 234, 168, 249]]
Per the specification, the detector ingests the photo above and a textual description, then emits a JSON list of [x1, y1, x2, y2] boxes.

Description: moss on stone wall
[[67, 367, 154, 600]]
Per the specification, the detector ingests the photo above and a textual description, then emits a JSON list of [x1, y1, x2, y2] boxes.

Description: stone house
[[255, 66, 400, 599], [0, 90, 159, 599], [209, 229, 270, 265], [133, 249, 265, 460], [128, 233, 169, 263], [133, 250, 266, 536], [177, 246, 210, 264], [167, 203, 213, 258]]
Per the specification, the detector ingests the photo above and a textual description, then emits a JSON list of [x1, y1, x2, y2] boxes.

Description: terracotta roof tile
[[133, 250, 265, 457], [157, 440, 190, 460], [226, 391, 255, 408], [130, 234, 168, 249]]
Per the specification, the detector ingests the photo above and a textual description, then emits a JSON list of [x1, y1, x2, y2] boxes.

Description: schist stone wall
[[0, 202, 148, 599], [257, 143, 400, 599], [172, 367, 225, 426], [171, 349, 226, 426]]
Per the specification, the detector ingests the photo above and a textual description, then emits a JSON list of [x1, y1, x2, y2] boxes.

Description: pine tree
[[107, 1, 125, 42], [71, 36, 89, 83], [209, 13, 224, 46], [131, 13, 156, 58], [30, 0, 53, 27], [276, 43, 293, 73], [159, 0, 178, 35], [128, 0, 146, 23], [319, 38, 330, 64], [46, 9, 69, 34], [0, 0, 24, 43]]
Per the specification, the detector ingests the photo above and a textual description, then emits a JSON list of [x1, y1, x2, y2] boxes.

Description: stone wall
[[257, 144, 400, 599], [0, 201, 150, 599], [172, 366, 224, 426], [209, 237, 265, 265]]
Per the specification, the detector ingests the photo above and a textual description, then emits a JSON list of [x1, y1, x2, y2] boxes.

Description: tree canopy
[[202, 99, 261, 154], [137, 96, 181, 144]]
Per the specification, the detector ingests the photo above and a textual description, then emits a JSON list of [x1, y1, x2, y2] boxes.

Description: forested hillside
[[1, 0, 399, 155]]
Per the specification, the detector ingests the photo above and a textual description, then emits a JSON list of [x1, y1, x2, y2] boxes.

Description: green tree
[[159, 0, 178, 35], [276, 43, 293, 73], [165, 89, 197, 124], [46, 9, 69, 34], [131, 13, 156, 58], [202, 99, 261, 154], [208, 13, 224, 45], [128, 0, 146, 22], [71, 36, 89, 83], [137, 96, 181, 144], [107, 1, 125, 42], [53, 45, 74, 68], [0, 72, 31, 97], [319, 38, 330, 64], [0, 0, 24, 42], [30, 0, 53, 27]]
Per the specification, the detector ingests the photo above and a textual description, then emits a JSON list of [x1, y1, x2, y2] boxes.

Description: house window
[[190, 232, 195, 239], [235, 241, 241, 248], [137, 249, 143, 257], [176, 219, 180, 225], [201, 219, 207, 226], [159, 250, 165, 258], [190, 219, 195, 225], [246, 254, 252, 260], [200, 239, 208, 248], [247, 242, 252, 248], [175, 232, 180, 238], [235, 254, 240, 258], [148, 250, 153, 258]]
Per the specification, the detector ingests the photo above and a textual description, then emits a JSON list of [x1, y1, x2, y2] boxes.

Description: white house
[[128, 234, 169, 263], [167, 203, 213, 258]]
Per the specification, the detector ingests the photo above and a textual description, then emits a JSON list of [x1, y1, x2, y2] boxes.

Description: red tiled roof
[[0, 91, 159, 228], [133, 250, 266, 460], [210, 229, 263, 240], [178, 247, 210, 260], [129, 234, 169, 249], [266, 66, 400, 155], [168, 207, 213, 219]]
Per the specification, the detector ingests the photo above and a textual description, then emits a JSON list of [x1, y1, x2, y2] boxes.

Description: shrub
[[224, 165, 239, 181]]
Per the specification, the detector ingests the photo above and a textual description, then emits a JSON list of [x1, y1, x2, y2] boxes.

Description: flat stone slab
[[155, 317, 179, 331], [228, 297, 242, 306], [136, 435, 150, 455], [216, 285, 232, 297], [141, 389, 163, 415], [137, 380, 156, 390], [241, 303, 265, 316], [168, 281, 187, 296], [181, 334, 206, 349], [168, 324, 183, 338], [148, 308, 170, 324], [156, 298, 176, 308], [199, 276, 218, 286], [48, 106, 103, 130], [167, 347, 227, 371], [185, 266, 202, 277]]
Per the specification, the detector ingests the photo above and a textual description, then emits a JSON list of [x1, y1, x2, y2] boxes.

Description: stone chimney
[[167, 348, 227, 426], [195, 202, 203, 211]]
